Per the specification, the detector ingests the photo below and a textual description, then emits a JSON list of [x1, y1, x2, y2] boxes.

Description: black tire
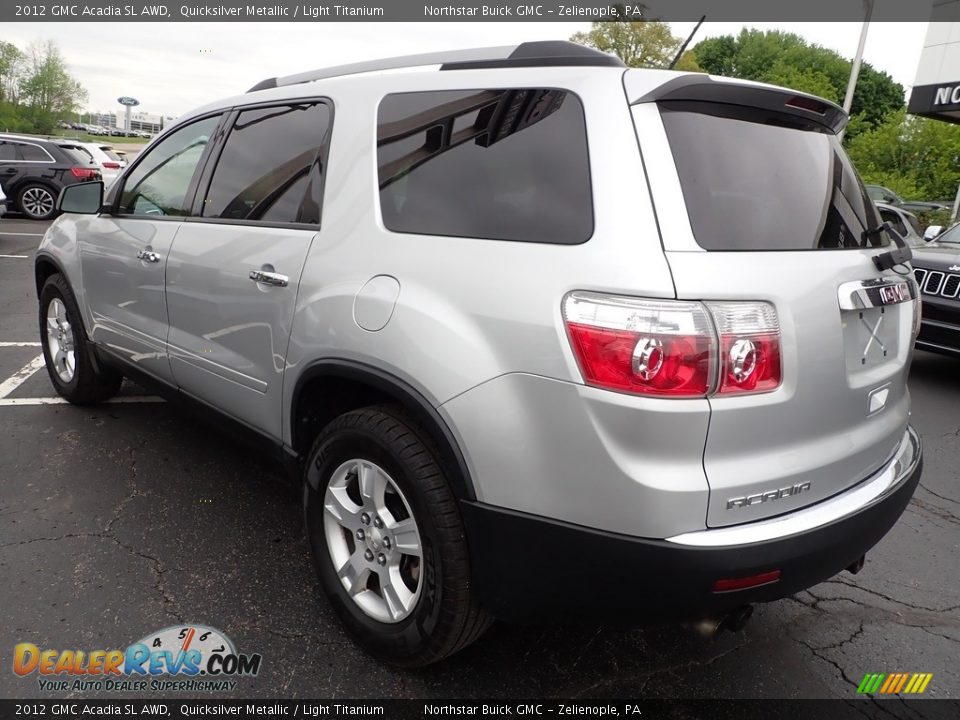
[[18, 183, 58, 221], [304, 405, 491, 667], [39, 273, 123, 404]]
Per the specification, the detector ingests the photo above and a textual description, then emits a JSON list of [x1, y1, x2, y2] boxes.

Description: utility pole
[[839, 0, 874, 141]]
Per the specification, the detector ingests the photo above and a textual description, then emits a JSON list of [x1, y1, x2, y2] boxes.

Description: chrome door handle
[[249, 270, 289, 287], [136, 250, 161, 263]]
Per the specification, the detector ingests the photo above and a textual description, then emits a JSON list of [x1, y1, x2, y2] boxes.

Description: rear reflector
[[102, 161, 120, 169], [712, 570, 781, 593]]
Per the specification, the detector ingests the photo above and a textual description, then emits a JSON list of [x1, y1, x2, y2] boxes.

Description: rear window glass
[[60, 147, 93, 164], [19, 143, 52, 161], [660, 102, 887, 251], [100, 147, 123, 162], [377, 88, 593, 245]]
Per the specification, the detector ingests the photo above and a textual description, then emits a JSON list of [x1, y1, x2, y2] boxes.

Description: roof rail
[[246, 41, 623, 93]]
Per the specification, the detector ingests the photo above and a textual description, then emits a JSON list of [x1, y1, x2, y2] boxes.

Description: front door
[[79, 114, 223, 383]]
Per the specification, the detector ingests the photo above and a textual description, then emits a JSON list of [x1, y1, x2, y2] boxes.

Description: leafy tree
[[692, 29, 904, 132], [18, 40, 87, 133], [571, 20, 683, 69], [847, 109, 960, 202]]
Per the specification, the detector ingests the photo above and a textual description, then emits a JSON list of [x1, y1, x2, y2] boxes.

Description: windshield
[[661, 101, 887, 251], [936, 224, 960, 243]]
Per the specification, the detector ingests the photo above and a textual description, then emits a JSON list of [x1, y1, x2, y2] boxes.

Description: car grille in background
[[914, 268, 960, 299]]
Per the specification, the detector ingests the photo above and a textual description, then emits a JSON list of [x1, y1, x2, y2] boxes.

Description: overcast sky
[[7, 22, 931, 118]]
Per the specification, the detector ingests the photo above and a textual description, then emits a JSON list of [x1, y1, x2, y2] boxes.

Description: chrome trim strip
[[667, 426, 920, 547], [838, 277, 916, 310]]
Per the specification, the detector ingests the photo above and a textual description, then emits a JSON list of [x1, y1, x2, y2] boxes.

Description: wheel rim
[[22, 187, 54, 218], [323, 459, 423, 624], [46, 298, 76, 383]]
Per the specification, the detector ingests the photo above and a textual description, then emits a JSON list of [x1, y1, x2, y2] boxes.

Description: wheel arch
[[34, 252, 65, 297], [290, 359, 477, 502]]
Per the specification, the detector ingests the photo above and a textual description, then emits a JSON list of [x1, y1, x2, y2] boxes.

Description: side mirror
[[57, 181, 104, 214], [923, 225, 943, 241]]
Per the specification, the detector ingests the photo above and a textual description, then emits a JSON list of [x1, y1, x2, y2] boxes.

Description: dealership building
[[908, 2, 960, 124]]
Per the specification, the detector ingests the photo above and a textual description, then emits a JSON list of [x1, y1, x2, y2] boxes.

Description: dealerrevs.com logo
[[13, 625, 262, 692]]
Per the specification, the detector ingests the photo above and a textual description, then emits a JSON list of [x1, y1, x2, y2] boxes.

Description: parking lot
[[1, 215, 958, 700]]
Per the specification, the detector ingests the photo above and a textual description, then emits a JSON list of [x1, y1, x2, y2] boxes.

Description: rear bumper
[[461, 426, 922, 621]]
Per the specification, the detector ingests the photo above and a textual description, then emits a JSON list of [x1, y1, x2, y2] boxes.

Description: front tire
[[304, 405, 490, 667], [39, 274, 122, 404], [18, 184, 58, 221]]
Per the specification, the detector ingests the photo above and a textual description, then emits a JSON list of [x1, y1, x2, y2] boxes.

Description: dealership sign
[[934, 85, 960, 106], [908, 81, 960, 123], [117, 96, 140, 107]]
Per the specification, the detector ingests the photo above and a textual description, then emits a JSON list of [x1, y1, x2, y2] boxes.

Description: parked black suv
[[0, 134, 101, 220], [913, 222, 960, 357]]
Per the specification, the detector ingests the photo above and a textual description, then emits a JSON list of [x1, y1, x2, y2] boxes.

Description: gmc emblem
[[727, 482, 812, 510], [879, 283, 909, 305]]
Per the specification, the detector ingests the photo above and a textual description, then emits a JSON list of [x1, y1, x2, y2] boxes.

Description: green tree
[[571, 20, 683, 69], [847, 109, 960, 202], [18, 39, 86, 133], [692, 29, 904, 132]]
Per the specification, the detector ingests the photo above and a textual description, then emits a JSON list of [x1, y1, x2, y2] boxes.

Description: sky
[[7, 21, 932, 119]]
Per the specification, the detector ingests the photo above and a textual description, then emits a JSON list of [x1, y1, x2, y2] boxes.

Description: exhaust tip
[[684, 605, 753, 640]]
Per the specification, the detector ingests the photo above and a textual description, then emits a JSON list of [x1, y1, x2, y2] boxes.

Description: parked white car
[[77, 143, 127, 187]]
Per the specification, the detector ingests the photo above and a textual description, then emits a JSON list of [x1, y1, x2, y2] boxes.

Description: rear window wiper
[[863, 221, 913, 271]]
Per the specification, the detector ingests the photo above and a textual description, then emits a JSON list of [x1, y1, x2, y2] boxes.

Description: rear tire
[[304, 405, 491, 667], [39, 274, 123, 404], [18, 183, 58, 221]]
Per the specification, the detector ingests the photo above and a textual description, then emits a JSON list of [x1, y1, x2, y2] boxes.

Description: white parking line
[[0, 254, 29, 258], [0, 342, 41, 347], [0, 356, 47, 398], [0, 396, 163, 406], [0, 232, 44, 237]]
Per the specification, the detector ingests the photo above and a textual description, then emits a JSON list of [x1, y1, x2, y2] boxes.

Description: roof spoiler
[[629, 74, 848, 134]]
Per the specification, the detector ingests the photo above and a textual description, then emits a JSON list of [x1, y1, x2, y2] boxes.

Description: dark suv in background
[[0, 134, 101, 220]]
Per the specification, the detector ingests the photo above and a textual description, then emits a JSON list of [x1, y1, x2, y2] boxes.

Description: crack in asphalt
[[821, 578, 960, 615], [1, 440, 185, 624], [918, 482, 960, 506], [908, 497, 960, 528], [569, 637, 751, 698]]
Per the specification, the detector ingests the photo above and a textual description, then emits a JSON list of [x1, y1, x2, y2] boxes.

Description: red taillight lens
[[708, 302, 783, 395], [712, 570, 781, 593], [563, 293, 782, 399], [563, 294, 714, 397], [70, 167, 97, 179], [102, 161, 120, 169]]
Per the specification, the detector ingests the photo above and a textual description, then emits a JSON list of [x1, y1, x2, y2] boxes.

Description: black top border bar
[[4, 0, 959, 22]]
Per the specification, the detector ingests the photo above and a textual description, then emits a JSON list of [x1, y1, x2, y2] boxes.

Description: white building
[[908, 3, 960, 124]]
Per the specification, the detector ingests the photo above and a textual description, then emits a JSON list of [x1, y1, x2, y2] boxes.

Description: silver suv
[[36, 42, 923, 667]]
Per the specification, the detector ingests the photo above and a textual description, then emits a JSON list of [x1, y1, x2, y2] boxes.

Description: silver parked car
[[35, 42, 923, 666]]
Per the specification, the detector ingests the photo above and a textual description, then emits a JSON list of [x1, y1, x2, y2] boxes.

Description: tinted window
[[60, 146, 93, 164], [879, 209, 907, 237], [661, 102, 887, 251], [203, 102, 330, 223], [18, 143, 52, 161], [0, 142, 15, 161], [118, 115, 220, 217], [378, 88, 593, 244], [100, 147, 123, 162]]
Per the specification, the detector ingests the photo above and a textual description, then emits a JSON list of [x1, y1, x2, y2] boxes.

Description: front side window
[[377, 88, 593, 244], [202, 102, 331, 224], [118, 115, 220, 217]]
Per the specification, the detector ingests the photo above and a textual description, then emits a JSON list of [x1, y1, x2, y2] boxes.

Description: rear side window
[[18, 143, 53, 162], [377, 88, 593, 244], [61, 146, 93, 164], [0, 142, 15, 161], [660, 102, 887, 251], [202, 102, 331, 224]]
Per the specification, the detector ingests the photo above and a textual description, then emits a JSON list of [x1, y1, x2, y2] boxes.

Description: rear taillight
[[707, 302, 782, 395], [563, 292, 782, 399], [102, 161, 120, 169], [70, 167, 97, 179]]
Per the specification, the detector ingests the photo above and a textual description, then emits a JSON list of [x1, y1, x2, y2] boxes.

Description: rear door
[[632, 92, 917, 527], [165, 100, 331, 440]]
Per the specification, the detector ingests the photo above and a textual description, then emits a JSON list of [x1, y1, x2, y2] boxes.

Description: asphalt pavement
[[1, 215, 958, 700]]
